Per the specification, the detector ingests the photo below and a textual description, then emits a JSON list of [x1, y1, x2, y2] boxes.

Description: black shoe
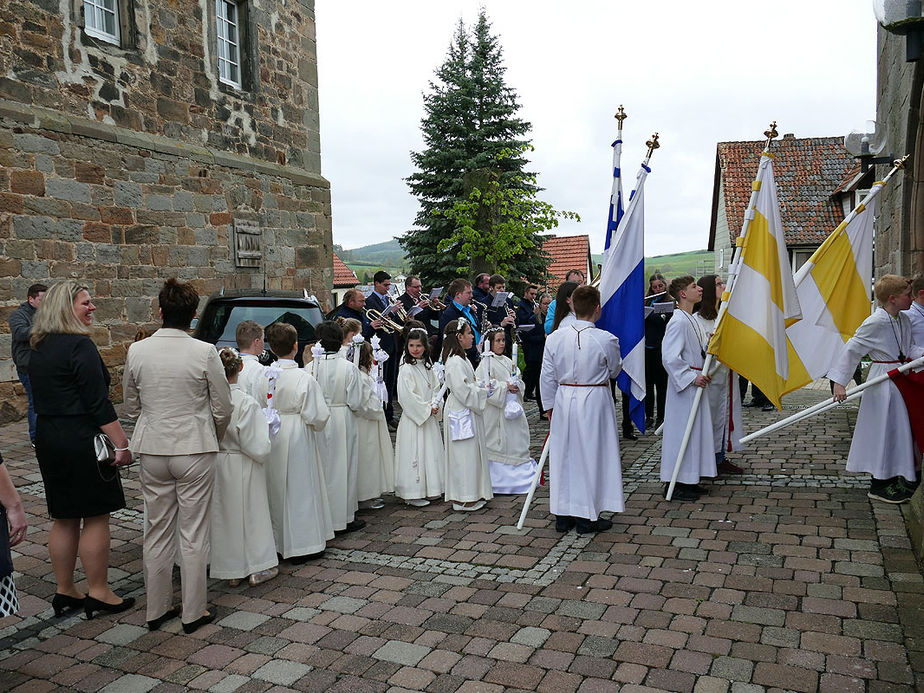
[[289, 550, 325, 564], [899, 476, 920, 492], [337, 518, 366, 534], [689, 484, 709, 495], [182, 610, 215, 634], [717, 460, 744, 475], [555, 516, 575, 532], [623, 430, 638, 441], [664, 483, 700, 502], [84, 595, 135, 620], [51, 593, 85, 617], [147, 606, 180, 631], [868, 479, 914, 504], [576, 518, 613, 534], [761, 403, 775, 412]]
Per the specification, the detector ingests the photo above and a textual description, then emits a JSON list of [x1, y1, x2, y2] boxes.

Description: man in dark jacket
[[438, 278, 481, 369], [515, 284, 545, 413], [365, 271, 399, 424], [9, 283, 46, 445]]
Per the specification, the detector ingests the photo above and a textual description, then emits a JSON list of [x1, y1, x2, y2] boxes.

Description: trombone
[[364, 308, 403, 334]]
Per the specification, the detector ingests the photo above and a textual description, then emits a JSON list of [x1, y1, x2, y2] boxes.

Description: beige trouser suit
[[123, 329, 232, 624]]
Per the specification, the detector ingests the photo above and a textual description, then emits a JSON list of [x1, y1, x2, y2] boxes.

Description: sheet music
[[491, 291, 509, 308], [428, 287, 443, 300]]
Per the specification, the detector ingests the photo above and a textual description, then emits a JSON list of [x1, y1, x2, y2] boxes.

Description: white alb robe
[[540, 320, 624, 519], [660, 311, 716, 484], [828, 307, 923, 480], [238, 354, 266, 403], [210, 385, 277, 579], [694, 314, 742, 454], [475, 354, 536, 494], [258, 360, 332, 557], [443, 355, 493, 504], [313, 354, 364, 530], [904, 301, 924, 346], [395, 361, 444, 500], [356, 369, 395, 501]]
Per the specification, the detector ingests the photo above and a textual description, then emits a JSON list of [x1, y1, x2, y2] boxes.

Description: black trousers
[[645, 349, 667, 425], [523, 360, 543, 412], [382, 348, 398, 421]]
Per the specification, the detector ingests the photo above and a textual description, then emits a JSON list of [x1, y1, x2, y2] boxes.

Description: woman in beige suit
[[123, 279, 232, 633]]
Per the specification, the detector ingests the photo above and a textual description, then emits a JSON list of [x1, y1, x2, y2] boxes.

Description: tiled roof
[[332, 252, 358, 287], [543, 234, 592, 290], [712, 135, 856, 248]]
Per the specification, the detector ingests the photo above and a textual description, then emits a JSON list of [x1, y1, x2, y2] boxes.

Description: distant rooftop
[[333, 252, 358, 287]]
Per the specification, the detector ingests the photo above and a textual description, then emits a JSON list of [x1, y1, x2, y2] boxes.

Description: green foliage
[[402, 10, 570, 291], [435, 146, 578, 286]]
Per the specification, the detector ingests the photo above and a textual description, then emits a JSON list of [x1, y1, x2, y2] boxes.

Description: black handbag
[[92, 433, 119, 482]]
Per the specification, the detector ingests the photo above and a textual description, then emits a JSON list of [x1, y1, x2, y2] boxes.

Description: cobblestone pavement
[[1, 386, 923, 692]]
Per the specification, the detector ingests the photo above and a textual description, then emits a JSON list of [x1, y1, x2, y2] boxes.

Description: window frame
[[216, 0, 243, 89], [83, 0, 120, 45]]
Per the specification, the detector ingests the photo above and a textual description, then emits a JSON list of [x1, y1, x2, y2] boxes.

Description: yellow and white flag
[[709, 152, 802, 408], [782, 183, 880, 393]]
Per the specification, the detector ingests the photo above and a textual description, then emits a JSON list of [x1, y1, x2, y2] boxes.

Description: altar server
[[210, 348, 278, 587], [693, 275, 743, 474], [476, 328, 537, 494], [660, 276, 715, 501], [236, 320, 267, 401], [312, 321, 366, 533], [441, 319, 493, 511], [355, 342, 394, 509], [395, 327, 444, 506], [831, 274, 923, 503], [261, 322, 332, 562], [540, 285, 623, 533]]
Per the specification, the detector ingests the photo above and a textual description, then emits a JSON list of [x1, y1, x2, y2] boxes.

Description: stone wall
[[0, 0, 332, 423]]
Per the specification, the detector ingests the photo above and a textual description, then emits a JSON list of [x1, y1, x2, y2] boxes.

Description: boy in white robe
[[540, 285, 624, 533], [260, 322, 333, 562], [236, 320, 267, 402], [476, 328, 537, 494], [210, 348, 278, 586], [660, 276, 715, 502], [831, 274, 924, 503], [904, 273, 924, 345], [312, 321, 366, 532]]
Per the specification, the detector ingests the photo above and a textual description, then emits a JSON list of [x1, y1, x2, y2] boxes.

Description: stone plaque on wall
[[234, 219, 263, 268]]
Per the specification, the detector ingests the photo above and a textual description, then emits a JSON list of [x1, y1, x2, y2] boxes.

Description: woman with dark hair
[[693, 275, 743, 475], [123, 278, 232, 633], [550, 282, 579, 332], [644, 273, 669, 429], [29, 280, 134, 619]]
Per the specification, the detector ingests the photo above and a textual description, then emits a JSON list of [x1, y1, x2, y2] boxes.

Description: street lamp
[[873, 0, 924, 61]]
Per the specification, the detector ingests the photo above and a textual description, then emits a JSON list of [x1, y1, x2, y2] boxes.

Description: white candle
[[511, 343, 518, 374]]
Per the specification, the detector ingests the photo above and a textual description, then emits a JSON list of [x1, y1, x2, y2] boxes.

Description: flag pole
[[665, 122, 778, 501], [517, 431, 551, 530], [740, 355, 924, 444]]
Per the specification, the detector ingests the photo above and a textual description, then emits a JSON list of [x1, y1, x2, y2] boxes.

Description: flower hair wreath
[[455, 318, 467, 333]]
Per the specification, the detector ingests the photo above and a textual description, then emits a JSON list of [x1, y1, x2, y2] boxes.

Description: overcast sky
[[315, 1, 878, 257]]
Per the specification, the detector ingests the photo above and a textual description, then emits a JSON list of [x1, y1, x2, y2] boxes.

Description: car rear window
[[205, 303, 323, 344]]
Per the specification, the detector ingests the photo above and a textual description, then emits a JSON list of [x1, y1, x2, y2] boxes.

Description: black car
[[193, 289, 325, 366]]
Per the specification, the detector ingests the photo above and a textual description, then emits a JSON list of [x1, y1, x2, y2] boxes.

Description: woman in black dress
[[29, 281, 134, 619]]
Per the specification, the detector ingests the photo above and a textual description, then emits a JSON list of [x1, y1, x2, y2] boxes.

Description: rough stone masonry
[[0, 0, 333, 422]]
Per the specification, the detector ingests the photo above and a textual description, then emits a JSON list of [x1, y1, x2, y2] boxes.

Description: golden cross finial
[[614, 105, 627, 125], [764, 121, 779, 148], [646, 132, 660, 158]]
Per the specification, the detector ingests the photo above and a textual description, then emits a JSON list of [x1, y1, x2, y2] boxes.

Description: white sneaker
[[406, 498, 430, 507], [452, 500, 486, 512]]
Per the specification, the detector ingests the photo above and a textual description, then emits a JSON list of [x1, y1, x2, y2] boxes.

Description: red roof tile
[[711, 135, 856, 248], [333, 252, 358, 287], [543, 234, 592, 290]]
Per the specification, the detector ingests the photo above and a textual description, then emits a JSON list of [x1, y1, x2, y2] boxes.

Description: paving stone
[[511, 626, 551, 647], [99, 674, 160, 692], [251, 659, 312, 686], [710, 656, 755, 682], [217, 612, 271, 631], [372, 641, 431, 667], [96, 625, 149, 647]]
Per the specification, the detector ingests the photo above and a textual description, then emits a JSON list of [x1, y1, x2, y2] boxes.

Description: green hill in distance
[[592, 249, 714, 281]]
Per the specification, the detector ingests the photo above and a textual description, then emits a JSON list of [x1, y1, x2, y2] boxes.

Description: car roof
[[203, 289, 320, 307]]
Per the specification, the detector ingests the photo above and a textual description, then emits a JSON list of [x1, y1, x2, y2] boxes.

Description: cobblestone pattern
[[1, 387, 922, 692]]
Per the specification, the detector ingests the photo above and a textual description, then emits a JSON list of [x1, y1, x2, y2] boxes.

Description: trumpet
[[391, 302, 409, 322], [365, 308, 403, 334], [428, 294, 447, 311]]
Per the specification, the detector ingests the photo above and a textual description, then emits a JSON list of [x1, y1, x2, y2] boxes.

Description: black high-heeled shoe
[[182, 610, 215, 634], [84, 595, 136, 619], [147, 606, 180, 631], [51, 593, 85, 617]]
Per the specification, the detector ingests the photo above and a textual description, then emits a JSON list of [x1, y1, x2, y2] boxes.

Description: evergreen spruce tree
[[403, 11, 569, 291]]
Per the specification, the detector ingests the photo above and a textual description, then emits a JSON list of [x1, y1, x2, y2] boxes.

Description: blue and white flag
[[603, 138, 624, 255], [597, 163, 649, 433]]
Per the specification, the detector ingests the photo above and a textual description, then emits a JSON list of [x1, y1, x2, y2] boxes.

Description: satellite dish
[[844, 120, 889, 157]]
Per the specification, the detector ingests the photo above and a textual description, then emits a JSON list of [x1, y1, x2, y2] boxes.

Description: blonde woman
[[29, 281, 134, 619]]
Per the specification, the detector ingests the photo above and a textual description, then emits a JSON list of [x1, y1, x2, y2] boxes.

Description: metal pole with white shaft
[[665, 122, 779, 501], [739, 355, 924, 444]]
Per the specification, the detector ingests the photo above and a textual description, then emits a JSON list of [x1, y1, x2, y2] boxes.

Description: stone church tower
[[0, 0, 332, 420]]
